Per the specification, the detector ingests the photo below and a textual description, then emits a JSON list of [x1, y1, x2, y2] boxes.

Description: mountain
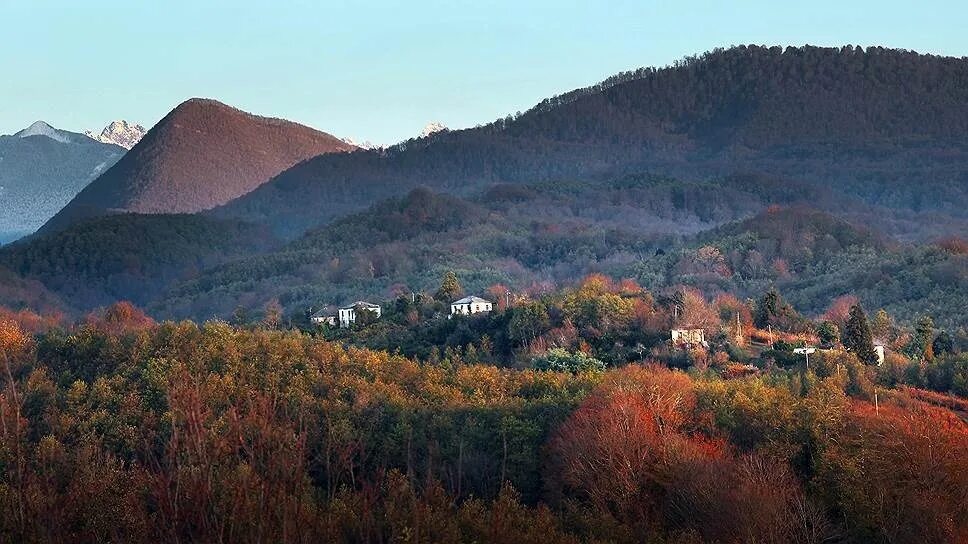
[[419, 121, 447, 138], [39, 98, 356, 234], [8, 45, 968, 327], [0, 121, 125, 240], [85, 120, 147, 149], [211, 45, 968, 240], [15, 120, 88, 144]]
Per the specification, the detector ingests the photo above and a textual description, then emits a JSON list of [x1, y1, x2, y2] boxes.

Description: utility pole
[[768, 325, 775, 349], [734, 312, 743, 345], [794, 347, 815, 372]]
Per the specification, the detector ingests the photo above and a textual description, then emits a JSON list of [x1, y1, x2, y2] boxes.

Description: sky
[[2, 0, 967, 144]]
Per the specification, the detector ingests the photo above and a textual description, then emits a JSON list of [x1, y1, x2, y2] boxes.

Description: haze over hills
[[39, 98, 357, 234], [0, 121, 125, 241], [211, 45, 968, 241]]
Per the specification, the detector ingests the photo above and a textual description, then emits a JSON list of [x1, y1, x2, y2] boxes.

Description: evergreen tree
[[911, 315, 936, 362], [435, 271, 463, 302], [817, 321, 840, 347], [932, 331, 955, 357], [842, 304, 878, 365], [754, 288, 780, 328]]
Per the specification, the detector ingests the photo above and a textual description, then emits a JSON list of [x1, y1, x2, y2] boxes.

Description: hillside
[[630, 206, 967, 327], [0, 213, 280, 310], [211, 45, 968, 239], [0, 265, 70, 315], [157, 184, 966, 327], [40, 98, 356, 234], [0, 122, 125, 239]]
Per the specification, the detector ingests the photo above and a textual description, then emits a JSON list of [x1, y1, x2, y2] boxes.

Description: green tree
[[817, 321, 839, 348], [932, 331, 955, 357], [508, 301, 550, 344], [435, 271, 463, 302], [530, 348, 605, 373], [842, 304, 878, 365], [909, 315, 936, 362], [353, 306, 380, 327], [753, 288, 788, 329]]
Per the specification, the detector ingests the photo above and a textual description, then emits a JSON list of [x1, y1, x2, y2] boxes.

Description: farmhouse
[[338, 301, 382, 327], [671, 328, 706, 347], [310, 306, 338, 327], [450, 296, 493, 316]]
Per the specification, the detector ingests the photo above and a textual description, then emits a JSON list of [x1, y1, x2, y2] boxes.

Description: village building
[[450, 296, 493, 316], [309, 306, 338, 327], [338, 301, 382, 327], [671, 328, 706, 347]]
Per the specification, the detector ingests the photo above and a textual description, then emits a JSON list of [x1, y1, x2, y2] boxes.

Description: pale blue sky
[[2, 0, 966, 144]]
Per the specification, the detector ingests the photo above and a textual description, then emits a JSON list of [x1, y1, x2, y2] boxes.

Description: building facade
[[338, 301, 382, 327], [450, 296, 493, 316]]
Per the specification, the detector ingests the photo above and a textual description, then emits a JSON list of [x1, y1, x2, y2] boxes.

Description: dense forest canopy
[[0, 296, 964, 542], [156, 186, 968, 328], [0, 214, 279, 309]]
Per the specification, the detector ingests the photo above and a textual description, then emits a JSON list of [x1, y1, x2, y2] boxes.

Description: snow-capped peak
[[85, 120, 146, 149], [419, 122, 447, 139], [15, 121, 74, 144], [341, 136, 380, 150]]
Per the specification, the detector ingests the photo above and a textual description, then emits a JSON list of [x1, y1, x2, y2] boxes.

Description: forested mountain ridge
[[5, 45, 968, 327], [212, 45, 968, 239], [39, 98, 356, 234], [0, 214, 280, 309]]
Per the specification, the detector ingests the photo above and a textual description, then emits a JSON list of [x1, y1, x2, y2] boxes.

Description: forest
[[0, 281, 964, 542], [158, 186, 968, 328]]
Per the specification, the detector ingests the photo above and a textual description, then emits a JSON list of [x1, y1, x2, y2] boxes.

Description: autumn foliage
[[0, 314, 963, 542]]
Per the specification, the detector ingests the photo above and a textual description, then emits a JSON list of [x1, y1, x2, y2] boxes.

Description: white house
[[450, 296, 493, 316], [310, 306, 338, 327], [338, 301, 382, 327], [671, 328, 706, 347]]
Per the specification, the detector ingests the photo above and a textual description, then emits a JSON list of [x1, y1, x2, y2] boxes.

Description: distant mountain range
[[85, 120, 147, 149], [1, 45, 967, 327], [39, 98, 356, 234], [0, 121, 124, 240], [210, 46, 968, 240]]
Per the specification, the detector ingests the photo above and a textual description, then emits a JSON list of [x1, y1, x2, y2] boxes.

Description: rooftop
[[340, 301, 380, 310], [452, 296, 490, 305]]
